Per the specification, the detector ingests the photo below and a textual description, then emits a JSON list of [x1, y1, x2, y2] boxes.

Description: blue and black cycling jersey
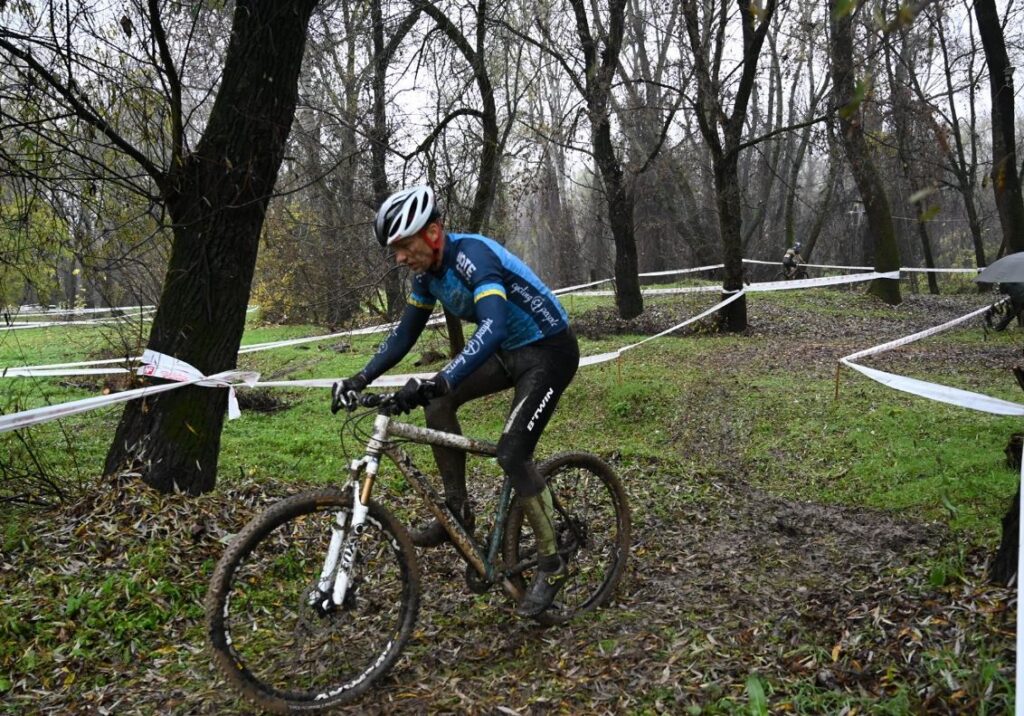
[[360, 233, 570, 388]]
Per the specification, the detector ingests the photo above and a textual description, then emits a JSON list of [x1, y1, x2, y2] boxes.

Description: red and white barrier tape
[[0, 351, 257, 434]]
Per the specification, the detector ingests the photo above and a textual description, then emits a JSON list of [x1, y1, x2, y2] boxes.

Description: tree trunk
[[829, 0, 901, 305], [801, 151, 840, 262], [596, 144, 641, 318], [974, 0, 1024, 254], [888, 30, 938, 295], [569, 0, 642, 320], [933, 7, 987, 272], [369, 0, 422, 319], [331, 13, 362, 327], [682, 0, 776, 330], [715, 155, 748, 330], [914, 204, 940, 294], [104, 0, 319, 494]]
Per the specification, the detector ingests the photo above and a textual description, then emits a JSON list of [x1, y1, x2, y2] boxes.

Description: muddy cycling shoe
[[410, 504, 475, 548], [516, 556, 568, 618]]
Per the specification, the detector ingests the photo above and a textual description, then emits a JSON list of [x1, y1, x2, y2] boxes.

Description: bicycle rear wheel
[[206, 487, 419, 713], [502, 452, 631, 625]]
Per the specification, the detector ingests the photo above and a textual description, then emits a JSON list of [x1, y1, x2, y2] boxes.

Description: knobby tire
[[206, 487, 420, 713], [502, 451, 631, 625]]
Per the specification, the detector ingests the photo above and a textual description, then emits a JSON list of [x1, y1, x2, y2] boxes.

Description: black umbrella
[[975, 253, 1024, 284]]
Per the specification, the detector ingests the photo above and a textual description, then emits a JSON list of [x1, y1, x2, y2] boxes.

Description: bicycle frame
[[317, 412, 525, 610]]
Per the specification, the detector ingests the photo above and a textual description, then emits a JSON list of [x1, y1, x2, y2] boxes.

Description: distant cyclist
[[781, 242, 806, 280], [331, 185, 579, 617], [987, 282, 1024, 332]]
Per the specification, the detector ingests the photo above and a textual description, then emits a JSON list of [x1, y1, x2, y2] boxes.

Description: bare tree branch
[[147, 0, 183, 166], [0, 36, 165, 184]]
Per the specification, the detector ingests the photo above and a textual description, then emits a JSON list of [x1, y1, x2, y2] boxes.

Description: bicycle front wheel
[[502, 452, 631, 625], [206, 487, 419, 713]]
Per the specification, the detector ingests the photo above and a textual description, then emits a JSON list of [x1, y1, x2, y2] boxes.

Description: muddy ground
[[2, 290, 1016, 714]]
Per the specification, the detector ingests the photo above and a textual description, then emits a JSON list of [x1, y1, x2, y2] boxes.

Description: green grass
[[0, 286, 1017, 712], [736, 373, 1020, 536], [2, 289, 1018, 530]]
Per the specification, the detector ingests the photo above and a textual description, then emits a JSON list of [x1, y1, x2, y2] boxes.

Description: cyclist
[[331, 185, 580, 617], [781, 242, 805, 279], [988, 282, 1024, 331]]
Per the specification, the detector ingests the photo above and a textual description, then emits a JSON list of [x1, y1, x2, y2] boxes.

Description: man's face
[[391, 222, 441, 273]]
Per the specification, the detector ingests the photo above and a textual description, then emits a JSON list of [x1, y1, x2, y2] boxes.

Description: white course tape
[[571, 285, 722, 297], [1, 323, 53, 330], [138, 349, 258, 420], [566, 291, 747, 367], [0, 351, 258, 434], [746, 271, 900, 292], [3, 367, 131, 378], [0, 308, 156, 331], [743, 258, 978, 274], [0, 383, 190, 434], [842, 302, 995, 363], [569, 270, 895, 298], [839, 299, 1024, 415], [553, 264, 725, 296], [553, 277, 615, 294], [238, 316, 446, 354], [580, 350, 624, 368], [742, 258, 874, 270], [254, 371, 432, 389], [3, 357, 129, 372], [840, 360, 1024, 415], [899, 267, 979, 274], [621, 291, 747, 353], [638, 263, 726, 277], [8, 304, 155, 318]]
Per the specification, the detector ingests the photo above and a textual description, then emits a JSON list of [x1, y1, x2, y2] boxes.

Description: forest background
[[2, 0, 1024, 711], [2, 0, 1023, 493]]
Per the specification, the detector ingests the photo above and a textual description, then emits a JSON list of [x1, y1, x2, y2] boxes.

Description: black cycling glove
[[331, 374, 369, 414], [394, 376, 449, 414]]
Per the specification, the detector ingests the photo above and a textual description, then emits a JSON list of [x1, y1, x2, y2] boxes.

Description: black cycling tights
[[423, 328, 580, 500]]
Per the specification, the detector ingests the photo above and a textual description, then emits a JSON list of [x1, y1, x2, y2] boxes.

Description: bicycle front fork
[[310, 453, 378, 612]]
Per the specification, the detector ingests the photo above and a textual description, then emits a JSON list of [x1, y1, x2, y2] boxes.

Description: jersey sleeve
[[360, 289, 433, 383], [439, 294, 508, 388], [438, 247, 509, 388]]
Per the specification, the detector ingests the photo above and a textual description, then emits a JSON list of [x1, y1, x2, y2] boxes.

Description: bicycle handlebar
[[357, 392, 387, 407], [354, 391, 401, 414]]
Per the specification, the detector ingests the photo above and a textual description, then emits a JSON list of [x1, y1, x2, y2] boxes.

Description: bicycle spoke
[[502, 452, 630, 624], [207, 489, 418, 711]]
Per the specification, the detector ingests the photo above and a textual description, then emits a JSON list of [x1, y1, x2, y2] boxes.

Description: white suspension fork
[[312, 455, 378, 609]]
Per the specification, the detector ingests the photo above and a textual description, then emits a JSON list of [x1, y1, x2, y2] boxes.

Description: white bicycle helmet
[[374, 185, 438, 247]]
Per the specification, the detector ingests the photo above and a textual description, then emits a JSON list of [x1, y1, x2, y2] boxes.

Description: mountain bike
[[778, 264, 808, 280], [206, 391, 631, 713]]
